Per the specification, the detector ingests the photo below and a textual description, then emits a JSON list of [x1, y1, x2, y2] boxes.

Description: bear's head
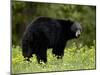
[[70, 21, 82, 38]]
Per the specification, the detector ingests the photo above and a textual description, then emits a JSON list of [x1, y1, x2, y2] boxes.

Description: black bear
[[22, 17, 82, 63]]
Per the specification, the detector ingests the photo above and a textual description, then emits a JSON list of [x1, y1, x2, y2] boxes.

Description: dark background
[[12, 1, 96, 47]]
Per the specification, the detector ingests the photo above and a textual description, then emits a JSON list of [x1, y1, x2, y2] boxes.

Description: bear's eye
[[71, 25, 78, 32], [71, 22, 79, 32], [75, 25, 82, 33], [76, 28, 82, 34]]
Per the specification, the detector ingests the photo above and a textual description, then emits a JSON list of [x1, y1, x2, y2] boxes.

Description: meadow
[[12, 41, 96, 74]]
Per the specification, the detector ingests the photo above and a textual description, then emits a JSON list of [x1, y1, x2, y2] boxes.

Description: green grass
[[12, 42, 96, 74]]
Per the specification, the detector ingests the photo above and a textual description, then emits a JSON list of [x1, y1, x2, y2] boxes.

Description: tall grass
[[12, 41, 96, 74]]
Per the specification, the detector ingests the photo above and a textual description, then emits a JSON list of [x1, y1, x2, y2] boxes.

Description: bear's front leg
[[52, 41, 66, 59]]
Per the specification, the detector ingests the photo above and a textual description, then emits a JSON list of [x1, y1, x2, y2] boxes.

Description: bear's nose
[[77, 34, 80, 38], [76, 30, 81, 38]]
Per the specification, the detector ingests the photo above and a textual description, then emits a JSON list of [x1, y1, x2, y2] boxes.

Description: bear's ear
[[66, 19, 74, 26], [67, 19, 73, 23]]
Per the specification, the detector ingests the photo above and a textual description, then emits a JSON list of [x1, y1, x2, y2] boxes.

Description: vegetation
[[12, 1, 96, 46], [12, 41, 95, 74], [12, 1, 96, 74]]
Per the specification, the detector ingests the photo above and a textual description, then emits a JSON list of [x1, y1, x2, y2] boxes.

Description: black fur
[[22, 17, 82, 63]]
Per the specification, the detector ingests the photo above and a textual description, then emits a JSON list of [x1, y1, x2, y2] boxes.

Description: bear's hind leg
[[22, 44, 33, 62]]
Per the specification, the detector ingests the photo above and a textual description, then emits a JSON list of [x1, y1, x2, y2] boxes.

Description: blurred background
[[12, 1, 96, 47], [11, 1, 96, 73]]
